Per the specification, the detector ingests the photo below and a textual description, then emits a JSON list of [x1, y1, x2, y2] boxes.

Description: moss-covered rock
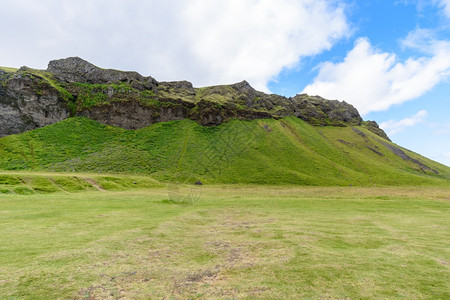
[[0, 69, 69, 137], [362, 120, 391, 141]]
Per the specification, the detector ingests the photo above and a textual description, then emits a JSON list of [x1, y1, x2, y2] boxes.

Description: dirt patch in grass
[[72, 209, 294, 298], [83, 178, 105, 191]]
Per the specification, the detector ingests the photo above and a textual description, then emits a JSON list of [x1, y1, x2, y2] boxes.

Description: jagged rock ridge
[[0, 57, 387, 139], [47, 57, 158, 90]]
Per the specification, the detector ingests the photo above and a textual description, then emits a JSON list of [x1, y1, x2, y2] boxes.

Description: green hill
[[0, 116, 448, 186]]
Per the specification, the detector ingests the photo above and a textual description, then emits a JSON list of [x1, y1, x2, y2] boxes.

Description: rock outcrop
[[47, 57, 158, 91], [0, 57, 388, 139], [362, 121, 391, 142], [289, 94, 361, 126], [0, 68, 69, 137], [79, 98, 192, 129]]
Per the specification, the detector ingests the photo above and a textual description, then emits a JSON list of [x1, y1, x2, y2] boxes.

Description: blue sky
[[269, 1, 450, 166], [0, 0, 449, 166]]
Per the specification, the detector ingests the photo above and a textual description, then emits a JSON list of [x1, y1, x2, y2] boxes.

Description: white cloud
[[302, 34, 450, 114], [411, 0, 450, 18], [443, 151, 450, 158], [0, 0, 350, 92], [379, 110, 428, 135], [434, 0, 450, 18]]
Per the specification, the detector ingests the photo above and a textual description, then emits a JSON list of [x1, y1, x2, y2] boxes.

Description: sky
[[0, 0, 449, 166]]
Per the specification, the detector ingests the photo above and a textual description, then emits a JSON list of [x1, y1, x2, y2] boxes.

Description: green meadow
[[0, 181, 449, 299]]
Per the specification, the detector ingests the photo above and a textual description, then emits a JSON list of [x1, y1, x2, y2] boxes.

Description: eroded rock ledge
[[0, 57, 387, 139]]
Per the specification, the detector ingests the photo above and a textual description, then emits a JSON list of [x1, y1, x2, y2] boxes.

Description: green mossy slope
[[0, 117, 448, 186]]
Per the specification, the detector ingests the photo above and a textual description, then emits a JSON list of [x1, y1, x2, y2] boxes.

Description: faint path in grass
[[83, 177, 105, 191]]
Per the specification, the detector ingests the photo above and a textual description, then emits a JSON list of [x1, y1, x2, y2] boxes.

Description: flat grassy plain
[[1, 182, 449, 299]]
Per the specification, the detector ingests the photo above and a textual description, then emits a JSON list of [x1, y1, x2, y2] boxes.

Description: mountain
[[1, 57, 385, 138], [1, 57, 449, 186]]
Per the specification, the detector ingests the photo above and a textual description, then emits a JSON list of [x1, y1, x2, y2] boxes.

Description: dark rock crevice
[[381, 141, 438, 174]]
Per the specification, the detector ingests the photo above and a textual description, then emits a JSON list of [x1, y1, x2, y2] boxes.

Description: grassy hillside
[[0, 117, 449, 186]]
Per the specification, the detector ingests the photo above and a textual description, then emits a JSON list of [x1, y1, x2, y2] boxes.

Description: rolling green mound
[[0, 172, 162, 195], [0, 117, 448, 187]]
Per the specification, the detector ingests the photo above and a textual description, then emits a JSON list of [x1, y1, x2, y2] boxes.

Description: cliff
[[0, 57, 388, 140]]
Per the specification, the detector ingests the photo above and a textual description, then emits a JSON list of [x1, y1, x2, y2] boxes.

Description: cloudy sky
[[1, 0, 449, 166]]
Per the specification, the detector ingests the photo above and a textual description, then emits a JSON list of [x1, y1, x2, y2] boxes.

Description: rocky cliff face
[[0, 68, 69, 137], [0, 57, 387, 139]]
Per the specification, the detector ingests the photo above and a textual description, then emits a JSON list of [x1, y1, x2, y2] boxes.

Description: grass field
[[1, 183, 449, 299]]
